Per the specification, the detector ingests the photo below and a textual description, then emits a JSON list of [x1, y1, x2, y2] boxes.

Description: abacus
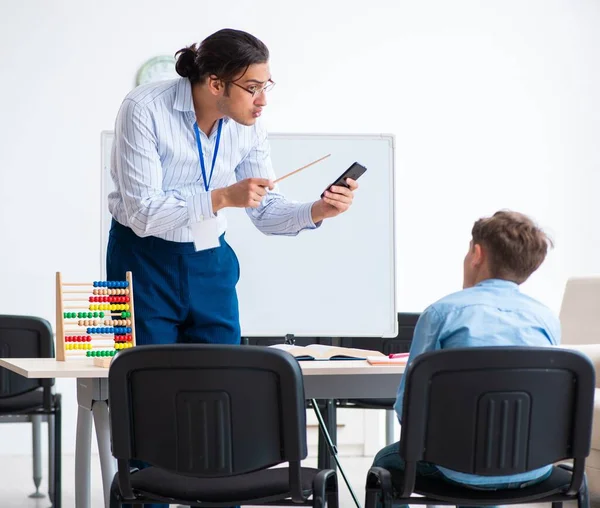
[[55, 271, 136, 367]]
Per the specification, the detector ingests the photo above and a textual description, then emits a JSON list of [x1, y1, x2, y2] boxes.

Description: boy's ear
[[472, 243, 484, 266]]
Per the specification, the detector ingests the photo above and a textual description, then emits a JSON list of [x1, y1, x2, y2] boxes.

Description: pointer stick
[[273, 154, 331, 184]]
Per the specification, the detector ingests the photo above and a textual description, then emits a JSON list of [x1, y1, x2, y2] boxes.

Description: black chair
[[0, 315, 62, 507], [108, 344, 339, 507], [365, 346, 595, 508]]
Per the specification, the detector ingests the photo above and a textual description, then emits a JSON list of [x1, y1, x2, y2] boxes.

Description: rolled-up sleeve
[[235, 123, 319, 236]]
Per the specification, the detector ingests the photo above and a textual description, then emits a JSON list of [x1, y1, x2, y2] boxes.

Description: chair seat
[[391, 465, 572, 504], [0, 388, 44, 413], [127, 466, 319, 504]]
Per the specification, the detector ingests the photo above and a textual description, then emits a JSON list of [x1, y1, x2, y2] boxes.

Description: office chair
[[108, 344, 339, 507], [365, 346, 595, 508], [0, 315, 62, 507]]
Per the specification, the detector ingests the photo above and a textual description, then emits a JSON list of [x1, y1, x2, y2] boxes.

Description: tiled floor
[[0, 453, 578, 508]]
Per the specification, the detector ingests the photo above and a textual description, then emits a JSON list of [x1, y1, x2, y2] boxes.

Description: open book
[[270, 343, 386, 361]]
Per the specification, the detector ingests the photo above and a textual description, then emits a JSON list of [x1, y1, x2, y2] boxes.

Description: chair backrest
[[400, 347, 594, 490], [0, 315, 55, 399], [109, 344, 308, 477], [341, 312, 421, 353], [559, 277, 600, 345]]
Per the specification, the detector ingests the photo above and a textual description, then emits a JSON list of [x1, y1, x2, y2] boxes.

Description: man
[[374, 210, 559, 501], [108, 28, 358, 348], [108, 28, 358, 508]]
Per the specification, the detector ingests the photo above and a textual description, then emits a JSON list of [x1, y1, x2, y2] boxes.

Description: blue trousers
[[107, 219, 241, 347], [107, 219, 241, 508]]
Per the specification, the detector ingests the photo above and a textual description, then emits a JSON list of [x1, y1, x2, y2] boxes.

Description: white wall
[[0, 0, 599, 456]]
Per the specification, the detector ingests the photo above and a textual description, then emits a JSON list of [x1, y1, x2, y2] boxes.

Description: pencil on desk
[[273, 154, 331, 184]]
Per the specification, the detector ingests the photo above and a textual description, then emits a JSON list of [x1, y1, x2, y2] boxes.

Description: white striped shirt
[[108, 77, 317, 243]]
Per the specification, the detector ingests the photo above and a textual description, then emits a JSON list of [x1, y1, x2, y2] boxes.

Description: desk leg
[[75, 404, 92, 508], [311, 399, 361, 508], [317, 400, 337, 470], [76, 378, 113, 508], [385, 410, 396, 445], [92, 400, 116, 508]]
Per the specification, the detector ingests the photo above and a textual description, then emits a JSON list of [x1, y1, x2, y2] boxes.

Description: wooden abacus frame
[[56, 271, 137, 367]]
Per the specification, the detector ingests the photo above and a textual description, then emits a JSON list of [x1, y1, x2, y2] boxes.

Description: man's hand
[[212, 178, 274, 212], [311, 178, 359, 223]]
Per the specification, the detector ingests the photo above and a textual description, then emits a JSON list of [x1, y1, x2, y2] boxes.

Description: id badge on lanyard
[[191, 119, 223, 251]]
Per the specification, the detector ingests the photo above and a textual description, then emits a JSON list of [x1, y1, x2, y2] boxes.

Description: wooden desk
[[0, 357, 404, 508]]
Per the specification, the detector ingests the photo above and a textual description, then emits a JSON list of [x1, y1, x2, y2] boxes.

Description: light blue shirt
[[395, 278, 560, 485], [109, 78, 317, 242]]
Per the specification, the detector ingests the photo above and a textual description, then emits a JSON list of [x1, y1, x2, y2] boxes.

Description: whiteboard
[[101, 132, 397, 337]]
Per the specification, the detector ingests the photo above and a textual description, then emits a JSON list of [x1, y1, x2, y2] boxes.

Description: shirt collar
[[173, 78, 231, 127], [173, 78, 194, 112], [476, 278, 519, 290]]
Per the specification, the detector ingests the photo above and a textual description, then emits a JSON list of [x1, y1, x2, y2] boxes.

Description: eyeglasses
[[228, 79, 276, 98]]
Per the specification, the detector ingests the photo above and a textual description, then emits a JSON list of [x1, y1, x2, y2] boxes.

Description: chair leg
[[364, 489, 378, 508], [29, 415, 44, 499], [365, 491, 392, 508], [109, 473, 124, 508], [109, 489, 121, 508], [578, 472, 590, 508], [325, 471, 339, 508], [313, 469, 339, 508]]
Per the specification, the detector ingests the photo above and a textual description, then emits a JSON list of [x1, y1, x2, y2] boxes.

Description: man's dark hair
[[175, 28, 269, 85], [471, 210, 553, 284]]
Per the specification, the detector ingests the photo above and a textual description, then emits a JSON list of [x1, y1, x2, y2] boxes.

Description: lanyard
[[193, 119, 223, 192]]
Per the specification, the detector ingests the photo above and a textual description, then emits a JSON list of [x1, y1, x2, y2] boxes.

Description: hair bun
[[175, 45, 198, 79]]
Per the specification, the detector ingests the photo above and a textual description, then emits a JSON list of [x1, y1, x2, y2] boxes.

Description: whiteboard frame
[[100, 131, 397, 337], [100, 130, 114, 280]]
